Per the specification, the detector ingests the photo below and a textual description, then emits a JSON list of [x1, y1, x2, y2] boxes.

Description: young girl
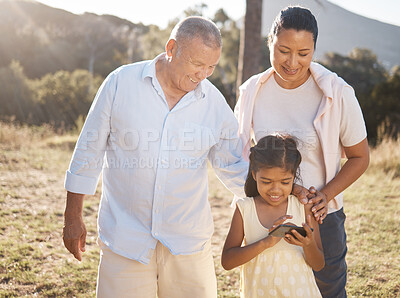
[[221, 135, 324, 297]]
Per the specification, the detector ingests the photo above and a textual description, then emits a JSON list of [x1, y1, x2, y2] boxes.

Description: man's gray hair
[[170, 16, 222, 49]]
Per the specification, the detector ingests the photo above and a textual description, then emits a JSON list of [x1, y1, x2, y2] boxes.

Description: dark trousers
[[314, 208, 347, 298]]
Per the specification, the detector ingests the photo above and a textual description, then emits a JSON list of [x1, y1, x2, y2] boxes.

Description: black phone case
[[269, 224, 313, 237]]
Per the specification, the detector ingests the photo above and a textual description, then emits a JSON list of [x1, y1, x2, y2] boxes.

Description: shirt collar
[[141, 53, 205, 100], [141, 53, 164, 80], [194, 81, 205, 100]]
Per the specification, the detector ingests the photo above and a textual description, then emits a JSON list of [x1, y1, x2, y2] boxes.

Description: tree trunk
[[236, 0, 263, 100]]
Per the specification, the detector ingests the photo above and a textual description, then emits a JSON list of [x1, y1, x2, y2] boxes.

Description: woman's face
[[269, 28, 315, 89]]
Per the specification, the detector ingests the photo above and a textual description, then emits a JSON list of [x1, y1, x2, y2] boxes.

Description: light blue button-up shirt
[[65, 54, 248, 264]]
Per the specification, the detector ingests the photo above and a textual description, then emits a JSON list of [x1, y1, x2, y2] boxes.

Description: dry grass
[[0, 121, 399, 297], [368, 136, 400, 178], [0, 121, 55, 150]]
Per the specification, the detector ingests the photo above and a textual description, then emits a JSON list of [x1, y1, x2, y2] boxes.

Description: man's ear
[[165, 39, 177, 58]]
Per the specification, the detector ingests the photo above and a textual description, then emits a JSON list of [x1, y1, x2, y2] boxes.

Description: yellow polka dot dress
[[237, 195, 322, 297]]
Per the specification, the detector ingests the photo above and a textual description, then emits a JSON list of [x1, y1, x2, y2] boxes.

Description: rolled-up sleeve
[[64, 72, 117, 195]]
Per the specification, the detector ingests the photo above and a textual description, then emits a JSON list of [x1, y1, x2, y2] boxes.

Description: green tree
[[0, 60, 35, 123], [370, 67, 400, 139], [236, 0, 263, 96], [211, 9, 241, 108], [323, 48, 387, 95], [34, 69, 102, 128], [139, 24, 172, 61], [321, 48, 388, 141], [183, 3, 208, 17]]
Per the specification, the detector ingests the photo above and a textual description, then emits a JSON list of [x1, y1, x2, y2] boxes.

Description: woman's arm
[[221, 207, 291, 270], [308, 138, 370, 217]]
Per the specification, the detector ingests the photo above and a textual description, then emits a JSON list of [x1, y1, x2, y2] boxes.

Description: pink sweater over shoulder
[[234, 62, 358, 206]]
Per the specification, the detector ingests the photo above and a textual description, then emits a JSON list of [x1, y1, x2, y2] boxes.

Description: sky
[[36, 0, 400, 28]]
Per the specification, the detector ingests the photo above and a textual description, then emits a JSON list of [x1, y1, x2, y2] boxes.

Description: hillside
[[0, 0, 148, 78], [262, 0, 400, 69], [1, 0, 399, 79]]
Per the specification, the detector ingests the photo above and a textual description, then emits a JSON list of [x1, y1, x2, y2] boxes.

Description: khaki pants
[[96, 239, 217, 298]]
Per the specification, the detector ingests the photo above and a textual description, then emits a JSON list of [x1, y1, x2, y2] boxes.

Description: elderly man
[[63, 16, 248, 297]]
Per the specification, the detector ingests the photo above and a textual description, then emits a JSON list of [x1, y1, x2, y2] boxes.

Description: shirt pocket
[[177, 122, 218, 160]]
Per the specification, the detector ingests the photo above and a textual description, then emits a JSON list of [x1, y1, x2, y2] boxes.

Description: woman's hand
[[307, 186, 328, 224], [284, 215, 315, 247], [292, 184, 310, 204]]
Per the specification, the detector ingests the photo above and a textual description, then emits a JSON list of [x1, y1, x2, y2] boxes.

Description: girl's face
[[269, 28, 315, 89], [252, 167, 294, 206]]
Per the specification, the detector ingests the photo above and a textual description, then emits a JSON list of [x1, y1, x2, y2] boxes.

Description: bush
[[0, 61, 102, 129], [34, 69, 102, 128], [0, 61, 35, 123]]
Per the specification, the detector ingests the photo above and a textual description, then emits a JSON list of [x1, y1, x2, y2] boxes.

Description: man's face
[[167, 37, 221, 94]]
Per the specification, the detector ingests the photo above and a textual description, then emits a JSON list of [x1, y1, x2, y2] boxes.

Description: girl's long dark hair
[[244, 134, 302, 197]]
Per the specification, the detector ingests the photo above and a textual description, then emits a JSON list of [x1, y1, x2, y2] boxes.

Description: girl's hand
[[307, 186, 328, 224], [267, 215, 293, 247], [284, 215, 315, 247]]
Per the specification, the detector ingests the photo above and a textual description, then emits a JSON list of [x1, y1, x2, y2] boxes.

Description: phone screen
[[269, 224, 313, 238]]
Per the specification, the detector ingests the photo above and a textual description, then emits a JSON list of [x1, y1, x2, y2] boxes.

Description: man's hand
[[307, 186, 328, 224], [63, 216, 87, 261], [63, 191, 86, 261]]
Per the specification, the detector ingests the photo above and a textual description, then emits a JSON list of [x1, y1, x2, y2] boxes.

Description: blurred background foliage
[[0, 0, 398, 143]]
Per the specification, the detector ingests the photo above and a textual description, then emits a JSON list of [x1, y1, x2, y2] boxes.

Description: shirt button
[[154, 232, 158, 236], [155, 209, 159, 214], [158, 186, 161, 190]]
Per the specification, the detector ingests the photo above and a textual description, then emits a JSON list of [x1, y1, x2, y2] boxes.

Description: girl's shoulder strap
[[236, 197, 254, 216], [286, 195, 306, 225]]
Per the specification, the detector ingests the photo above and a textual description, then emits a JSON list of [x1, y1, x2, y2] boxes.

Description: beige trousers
[[96, 239, 217, 298]]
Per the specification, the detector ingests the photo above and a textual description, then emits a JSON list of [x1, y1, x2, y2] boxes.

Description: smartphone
[[269, 224, 313, 238]]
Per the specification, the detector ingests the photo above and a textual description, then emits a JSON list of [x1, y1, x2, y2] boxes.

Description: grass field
[[0, 122, 399, 297]]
